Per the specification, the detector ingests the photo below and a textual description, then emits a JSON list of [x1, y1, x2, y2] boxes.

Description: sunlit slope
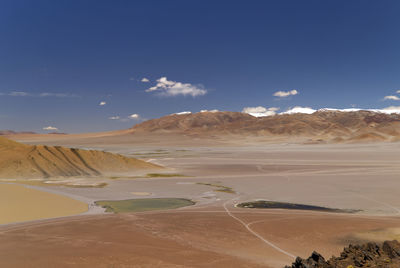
[[0, 137, 161, 178]]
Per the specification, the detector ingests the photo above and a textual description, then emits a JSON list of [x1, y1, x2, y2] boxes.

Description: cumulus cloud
[[109, 114, 140, 121], [281, 106, 316, 114], [99, 101, 106, 106], [129, 114, 140, 119], [273, 89, 298, 98], [141, 78, 150, 82], [146, 77, 207, 97], [200, 109, 219, 113], [384, 95, 400, 101], [174, 111, 192, 115], [242, 106, 280, 117], [43, 126, 58, 131], [382, 106, 400, 113]]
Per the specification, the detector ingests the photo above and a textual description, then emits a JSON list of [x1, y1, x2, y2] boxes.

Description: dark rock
[[285, 240, 400, 268], [285, 252, 328, 268], [310, 251, 325, 263], [382, 240, 400, 258]]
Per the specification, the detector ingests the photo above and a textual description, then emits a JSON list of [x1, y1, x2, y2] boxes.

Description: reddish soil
[[2, 206, 400, 268]]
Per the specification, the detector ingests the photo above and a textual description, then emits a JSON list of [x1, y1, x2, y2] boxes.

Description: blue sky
[[1, 0, 400, 133]]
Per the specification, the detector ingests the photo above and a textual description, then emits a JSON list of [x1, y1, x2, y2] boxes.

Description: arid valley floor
[[1, 133, 400, 268], [4, 0, 400, 266]]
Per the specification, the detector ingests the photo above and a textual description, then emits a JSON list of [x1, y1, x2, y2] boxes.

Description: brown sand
[[0, 184, 88, 224], [2, 208, 400, 268]]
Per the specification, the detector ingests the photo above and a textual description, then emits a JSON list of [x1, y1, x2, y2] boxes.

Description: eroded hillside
[[0, 137, 161, 178]]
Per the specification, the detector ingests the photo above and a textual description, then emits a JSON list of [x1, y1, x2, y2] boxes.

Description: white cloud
[[141, 78, 150, 82], [99, 101, 106, 106], [397, 90, 400, 94], [109, 114, 140, 121], [281, 106, 316, 114], [384, 95, 400, 101], [9, 91, 30, 97], [174, 111, 192, 115], [279, 106, 400, 115], [39, 93, 75, 97], [273, 89, 298, 98], [200, 109, 219, 113], [129, 114, 140, 119], [242, 106, 279, 117], [382, 106, 400, 113], [3, 91, 77, 98], [43, 126, 58, 131], [146, 77, 207, 97], [318, 108, 362, 112]]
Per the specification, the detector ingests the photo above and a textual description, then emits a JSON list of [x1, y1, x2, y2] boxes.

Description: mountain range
[[129, 110, 400, 143]]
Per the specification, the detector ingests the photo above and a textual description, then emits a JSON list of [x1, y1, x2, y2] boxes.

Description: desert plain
[[1, 131, 400, 268]]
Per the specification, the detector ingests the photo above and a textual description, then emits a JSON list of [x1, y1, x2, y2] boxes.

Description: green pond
[[95, 198, 195, 213]]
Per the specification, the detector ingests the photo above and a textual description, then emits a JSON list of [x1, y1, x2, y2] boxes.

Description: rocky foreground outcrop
[[285, 240, 400, 268]]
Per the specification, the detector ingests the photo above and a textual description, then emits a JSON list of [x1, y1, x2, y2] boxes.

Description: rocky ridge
[[285, 240, 400, 268]]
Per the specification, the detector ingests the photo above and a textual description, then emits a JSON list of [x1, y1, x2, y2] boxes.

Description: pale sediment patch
[[131, 192, 152, 196], [0, 183, 88, 224], [1, 177, 108, 188], [350, 227, 400, 243]]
